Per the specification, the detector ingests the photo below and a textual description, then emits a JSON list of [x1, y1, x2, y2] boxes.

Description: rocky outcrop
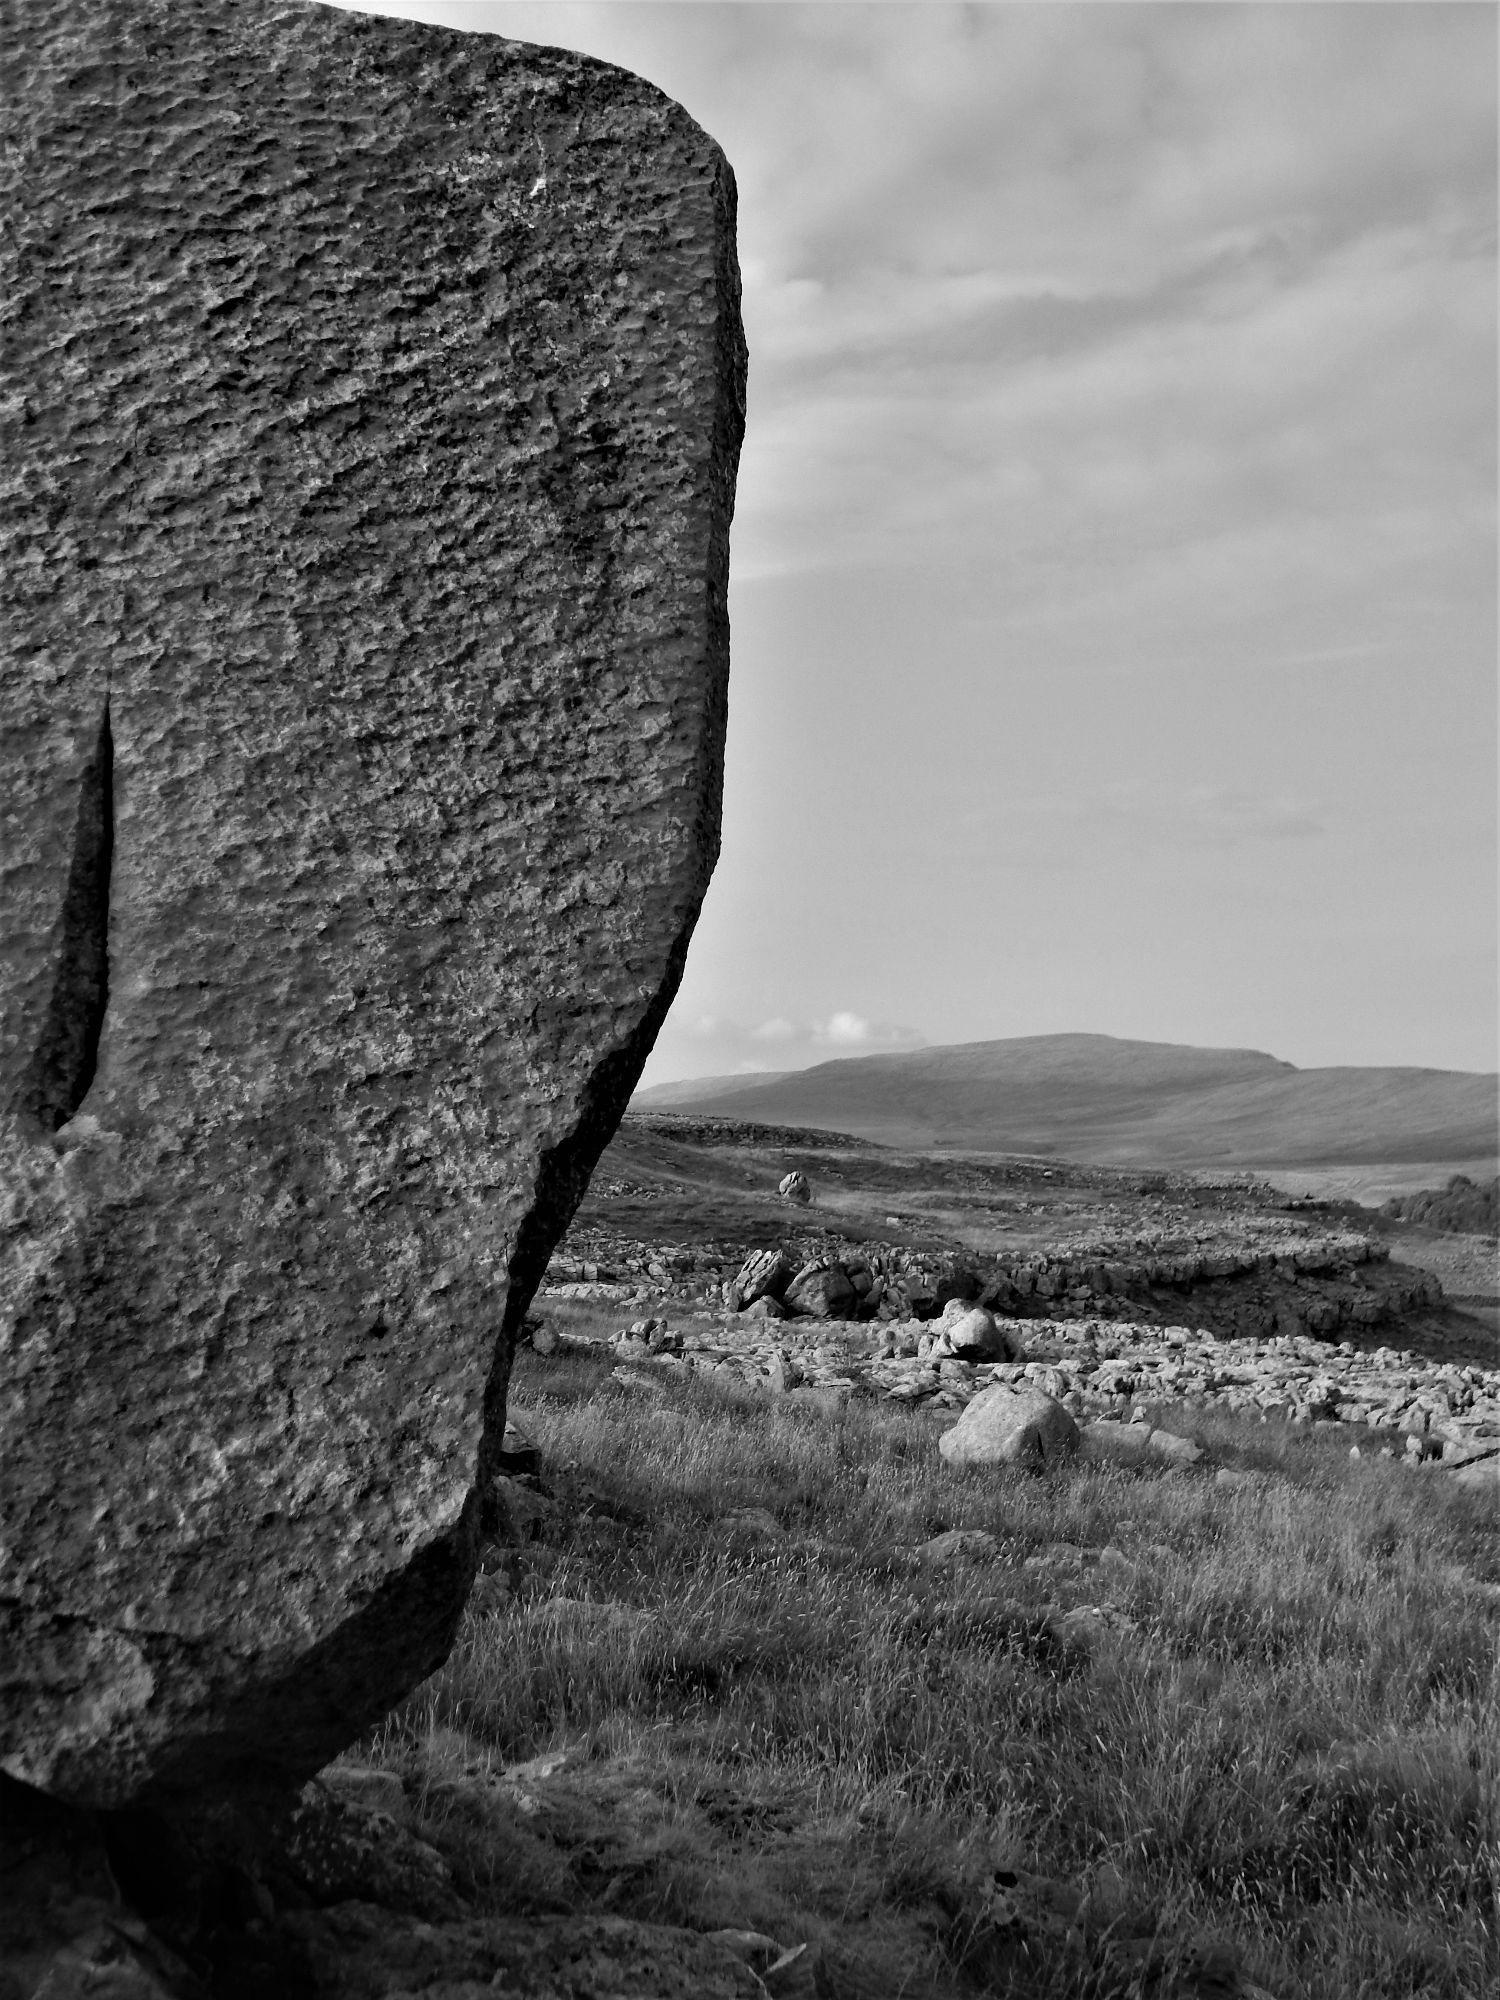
[[693, 1228, 1443, 1339], [1381, 1175, 1498, 1237], [1, 0, 744, 1809]]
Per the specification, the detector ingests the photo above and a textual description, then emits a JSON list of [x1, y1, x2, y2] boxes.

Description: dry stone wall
[[1, 0, 744, 1808]]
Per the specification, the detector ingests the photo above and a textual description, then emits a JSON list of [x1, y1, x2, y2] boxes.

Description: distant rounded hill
[[630, 1033, 1499, 1171]]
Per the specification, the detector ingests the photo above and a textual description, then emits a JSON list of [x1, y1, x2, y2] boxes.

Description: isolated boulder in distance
[[1, 0, 744, 1809], [778, 1171, 812, 1204]]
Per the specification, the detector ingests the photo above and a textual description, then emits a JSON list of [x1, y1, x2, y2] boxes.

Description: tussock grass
[[362, 1350, 1499, 1998]]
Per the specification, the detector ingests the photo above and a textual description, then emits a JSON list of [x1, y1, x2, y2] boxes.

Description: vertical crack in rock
[[17, 704, 113, 1131]]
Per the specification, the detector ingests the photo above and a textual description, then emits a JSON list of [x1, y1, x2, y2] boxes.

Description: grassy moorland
[[352, 1320, 1499, 2000]]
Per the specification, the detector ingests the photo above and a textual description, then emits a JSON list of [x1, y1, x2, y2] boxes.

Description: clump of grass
[[359, 1362, 1499, 1999]]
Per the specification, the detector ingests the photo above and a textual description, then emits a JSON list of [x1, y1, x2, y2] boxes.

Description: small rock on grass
[[496, 1420, 542, 1475], [1085, 1421, 1204, 1468], [1050, 1604, 1139, 1647], [532, 1598, 655, 1640], [1214, 1468, 1260, 1491], [321, 1765, 410, 1826], [278, 1778, 460, 1921], [1084, 1419, 1156, 1459], [468, 1570, 513, 1618], [718, 1507, 786, 1542], [918, 1527, 1002, 1566], [612, 1366, 672, 1398], [1147, 1430, 1205, 1466]]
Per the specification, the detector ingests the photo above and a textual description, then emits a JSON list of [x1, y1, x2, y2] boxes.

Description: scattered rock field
[[540, 1307, 1500, 1486]]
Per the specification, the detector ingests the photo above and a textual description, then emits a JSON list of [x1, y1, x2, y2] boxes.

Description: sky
[[336, 1, 1497, 1082]]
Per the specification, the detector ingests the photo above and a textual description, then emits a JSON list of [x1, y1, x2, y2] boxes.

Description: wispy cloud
[[653, 1008, 926, 1083], [960, 782, 1328, 854]]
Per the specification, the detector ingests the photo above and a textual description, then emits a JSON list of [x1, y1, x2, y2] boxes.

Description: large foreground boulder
[[1, 0, 744, 1809], [939, 1387, 1081, 1471]]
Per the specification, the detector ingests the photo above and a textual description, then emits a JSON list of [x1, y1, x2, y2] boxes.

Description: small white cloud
[[750, 1016, 800, 1042], [637, 1006, 928, 1091], [822, 1010, 872, 1045], [812, 1013, 927, 1050]]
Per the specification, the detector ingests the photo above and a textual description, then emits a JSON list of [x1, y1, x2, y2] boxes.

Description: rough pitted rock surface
[[1, 0, 745, 1807]]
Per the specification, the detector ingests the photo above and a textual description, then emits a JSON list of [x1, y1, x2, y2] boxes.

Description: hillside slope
[[632, 1033, 1498, 1169]]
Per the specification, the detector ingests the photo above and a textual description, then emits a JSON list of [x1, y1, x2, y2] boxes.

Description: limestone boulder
[[783, 1261, 859, 1320], [778, 1171, 812, 1204], [731, 1247, 791, 1309], [1, 0, 744, 1808], [939, 1387, 1081, 1471], [1147, 1430, 1206, 1467], [936, 1300, 1026, 1362], [1083, 1420, 1157, 1460]]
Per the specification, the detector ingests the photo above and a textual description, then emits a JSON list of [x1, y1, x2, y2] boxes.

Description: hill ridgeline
[[631, 1033, 1498, 1169]]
